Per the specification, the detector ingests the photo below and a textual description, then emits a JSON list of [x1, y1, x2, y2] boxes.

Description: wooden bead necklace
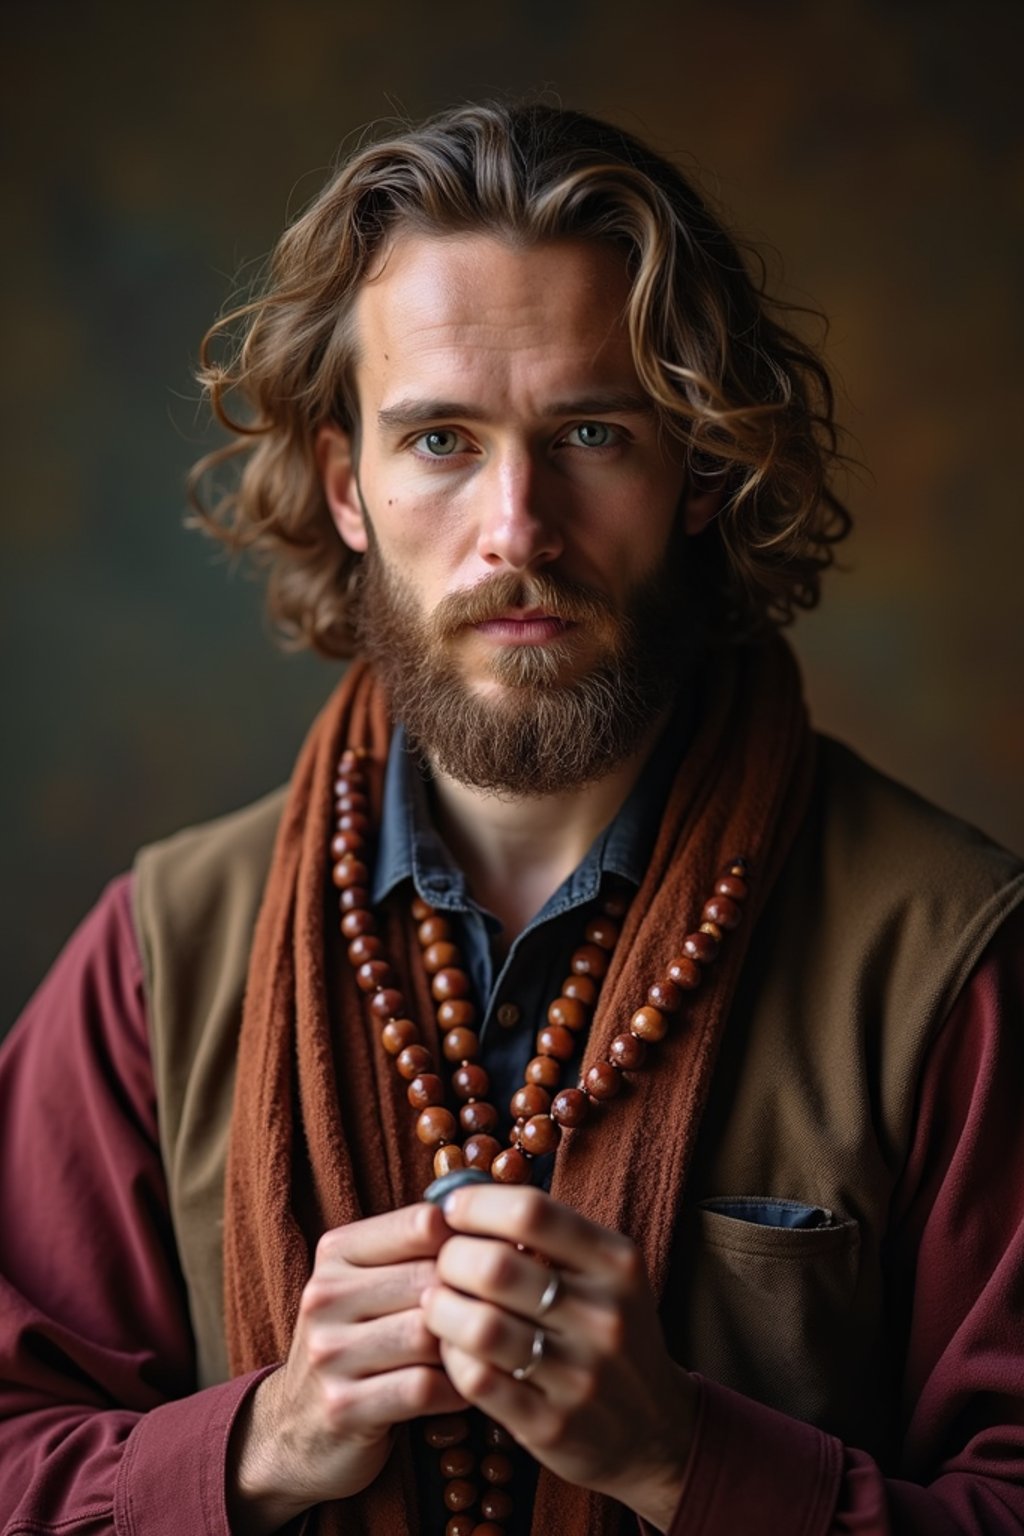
[[330, 746, 750, 1535]]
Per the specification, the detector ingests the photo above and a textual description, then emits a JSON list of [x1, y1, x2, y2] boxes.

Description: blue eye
[[419, 429, 463, 456], [569, 422, 616, 448]]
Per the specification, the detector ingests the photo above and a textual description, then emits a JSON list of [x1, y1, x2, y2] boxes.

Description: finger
[[436, 1236, 571, 1329], [318, 1202, 449, 1269], [438, 1341, 561, 1442], [441, 1186, 637, 1284], [335, 1363, 470, 1435], [307, 1305, 444, 1379], [422, 1283, 583, 1382]]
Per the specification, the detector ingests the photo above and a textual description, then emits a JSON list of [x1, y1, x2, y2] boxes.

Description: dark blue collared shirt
[[371, 711, 689, 1165]]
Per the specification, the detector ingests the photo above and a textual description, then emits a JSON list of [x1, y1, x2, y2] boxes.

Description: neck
[[426, 712, 670, 943]]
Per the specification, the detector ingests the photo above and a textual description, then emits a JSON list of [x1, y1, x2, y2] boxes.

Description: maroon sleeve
[[666, 901, 1024, 1535], [0, 876, 267, 1535]]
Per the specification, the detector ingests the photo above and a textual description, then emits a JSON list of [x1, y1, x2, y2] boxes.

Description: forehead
[[349, 232, 640, 412]]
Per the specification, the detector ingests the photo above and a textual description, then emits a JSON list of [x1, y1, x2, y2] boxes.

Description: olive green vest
[[133, 739, 1023, 1461]]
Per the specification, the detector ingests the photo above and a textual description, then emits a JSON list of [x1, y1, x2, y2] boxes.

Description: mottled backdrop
[[3, 0, 1022, 1031]]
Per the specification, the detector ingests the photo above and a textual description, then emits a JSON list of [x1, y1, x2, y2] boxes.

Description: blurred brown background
[[2, 0, 1022, 1032]]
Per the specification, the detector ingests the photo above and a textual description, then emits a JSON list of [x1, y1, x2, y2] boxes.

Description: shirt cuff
[[666, 1376, 844, 1536], [114, 1367, 276, 1536]]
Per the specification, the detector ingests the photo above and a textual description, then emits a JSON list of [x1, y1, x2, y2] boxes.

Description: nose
[[475, 449, 563, 571]]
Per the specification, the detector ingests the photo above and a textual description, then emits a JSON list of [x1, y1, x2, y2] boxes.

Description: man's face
[[319, 233, 715, 793]]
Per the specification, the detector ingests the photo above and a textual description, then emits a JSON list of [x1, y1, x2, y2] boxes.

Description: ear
[[316, 423, 367, 553], [681, 477, 725, 536]]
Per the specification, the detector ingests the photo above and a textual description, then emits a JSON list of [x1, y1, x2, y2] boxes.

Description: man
[[1, 102, 1022, 1536]]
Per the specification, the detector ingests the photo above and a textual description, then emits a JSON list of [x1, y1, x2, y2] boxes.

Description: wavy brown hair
[[189, 101, 852, 656]]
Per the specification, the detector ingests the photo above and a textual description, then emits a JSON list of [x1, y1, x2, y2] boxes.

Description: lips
[[472, 612, 574, 644]]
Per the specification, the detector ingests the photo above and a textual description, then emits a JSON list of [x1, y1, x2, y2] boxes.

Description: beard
[[350, 525, 694, 798]]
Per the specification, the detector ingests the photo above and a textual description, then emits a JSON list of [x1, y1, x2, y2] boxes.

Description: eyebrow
[[376, 390, 656, 430]]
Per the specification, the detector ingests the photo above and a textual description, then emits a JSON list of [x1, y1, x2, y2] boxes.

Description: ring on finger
[[512, 1326, 546, 1382], [536, 1269, 563, 1319]]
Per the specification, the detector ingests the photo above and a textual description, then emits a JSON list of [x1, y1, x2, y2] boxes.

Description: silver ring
[[536, 1270, 563, 1319], [512, 1326, 546, 1382]]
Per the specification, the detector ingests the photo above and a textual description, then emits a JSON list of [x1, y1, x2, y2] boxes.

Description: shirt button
[[496, 1003, 521, 1029]]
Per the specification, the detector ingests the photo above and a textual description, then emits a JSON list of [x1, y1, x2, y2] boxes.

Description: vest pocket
[[683, 1197, 861, 1428]]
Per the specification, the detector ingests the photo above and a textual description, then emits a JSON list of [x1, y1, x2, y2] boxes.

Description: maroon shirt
[[1, 876, 1023, 1534]]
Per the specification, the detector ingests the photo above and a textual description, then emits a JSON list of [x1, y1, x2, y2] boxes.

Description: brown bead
[[460, 1101, 499, 1135], [703, 895, 742, 930], [584, 915, 621, 950], [609, 1032, 647, 1069], [336, 748, 359, 771], [381, 1019, 419, 1055], [347, 934, 384, 967], [370, 987, 407, 1020], [600, 889, 630, 917], [585, 1061, 621, 1099], [442, 1026, 479, 1062], [683, 930, 718, 964], [727, 856, 751, 876], [439, 1445, 475, 1478], [331, 830, 364, 858], [445, 1517, 475, 1536], [667, 955, 702, 990], [340, 908, 375, 940], [396, 1044, 433, 1080], [570, 943, 609, 978], [630, 1005, 669, 1042], [410, 896, 435, 921], [433, 1144, 465, 1178], [453, 1064, 490, 1101], [463, 1133, 502, 1170], [551, 1087, 589, 1126], [416, 1106, 457, 1147], [423, 941, 462, 974], [418, 915, 452, 945], [484, 1421, 514, 1448], [480, 1488, 514, 1522], [491, 1147, 532, 1184], [442, 1478, 478, 1512], [510, 1083, 550, 1119], [407, 1073, 445, 1110], [332, 856, 370, 890], [699, 920, 723, 941], [521, 1114, 560, 1155], [561, 974, 598, 1007], [536, 1024, 575, 1061], [432, 968, 472, 1002], [335, 792, 370, 816], [525, 1054, 562, 1088], [547, 996, 588, 1032], [423, 1412, 470, 1448], [480, 1451, 514, 1484], [647, 979, 684, 1013], [339, 883, 370, 911], [438, 998, 477, 1029], [715, 874, 748, 902], [357, 960, 394, 994], [337, 811, 371, 837]]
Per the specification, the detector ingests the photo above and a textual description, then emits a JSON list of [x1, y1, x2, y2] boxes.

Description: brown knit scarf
[[224, 637, 815, 1535]]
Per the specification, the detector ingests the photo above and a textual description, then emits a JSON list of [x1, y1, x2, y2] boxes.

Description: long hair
[[189, 101, 852, 656]]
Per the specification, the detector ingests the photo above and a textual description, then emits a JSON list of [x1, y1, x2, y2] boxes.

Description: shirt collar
[[371, 702, 692, 912]]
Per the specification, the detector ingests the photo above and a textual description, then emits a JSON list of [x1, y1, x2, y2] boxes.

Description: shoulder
[[784, 734, 1024, 1030], [131, 787, 288, 998]]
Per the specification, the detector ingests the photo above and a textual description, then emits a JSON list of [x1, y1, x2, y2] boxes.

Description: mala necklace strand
[[330, 747, 750, 1535]]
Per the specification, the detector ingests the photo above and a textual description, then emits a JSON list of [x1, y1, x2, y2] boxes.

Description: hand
[[228, 1201, 469, 1533], [420, 1184, 697, 1533]]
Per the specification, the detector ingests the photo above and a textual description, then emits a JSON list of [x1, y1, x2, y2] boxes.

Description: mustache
[[430, 572, 616, 640]]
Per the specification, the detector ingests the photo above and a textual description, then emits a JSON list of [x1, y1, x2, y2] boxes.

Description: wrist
[[627, 1367, 699, 1533], [227, 1369, 312, 1536]]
